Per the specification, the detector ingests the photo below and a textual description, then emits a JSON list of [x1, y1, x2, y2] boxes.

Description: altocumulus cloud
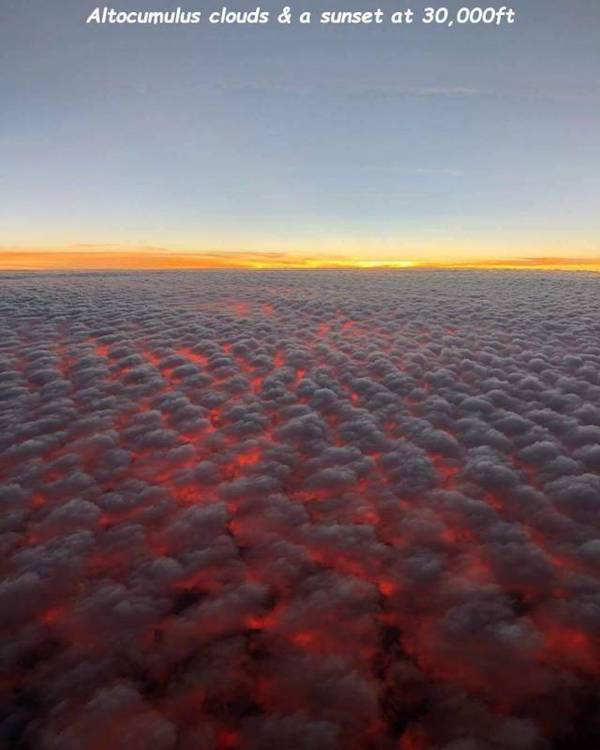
[[1, 270, 600, 749]]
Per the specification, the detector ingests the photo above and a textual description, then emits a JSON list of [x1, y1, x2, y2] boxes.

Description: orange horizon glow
[[2, 248, 600, 272]]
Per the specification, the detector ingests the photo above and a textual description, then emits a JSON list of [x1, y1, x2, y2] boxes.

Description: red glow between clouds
[[1, 272, 600, 749]]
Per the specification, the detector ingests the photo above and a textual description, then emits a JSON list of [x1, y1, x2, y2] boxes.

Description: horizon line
[[2, 249, 600, 272]]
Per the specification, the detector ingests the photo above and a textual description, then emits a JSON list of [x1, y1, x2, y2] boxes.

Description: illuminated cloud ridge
[[1, 270, 599, 749]]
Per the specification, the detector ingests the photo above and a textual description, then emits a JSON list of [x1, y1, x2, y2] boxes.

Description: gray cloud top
[[1, 270, 600, 749]]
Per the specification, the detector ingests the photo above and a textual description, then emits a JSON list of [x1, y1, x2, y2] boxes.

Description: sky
[[1, 0, 599, 269]]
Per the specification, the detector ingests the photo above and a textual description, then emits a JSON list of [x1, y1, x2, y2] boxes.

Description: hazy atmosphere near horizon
[[1, 0, 599, 267], [2, 3, 600, 750]]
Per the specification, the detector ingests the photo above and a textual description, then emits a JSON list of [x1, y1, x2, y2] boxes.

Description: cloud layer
[[1, 270, 599, 749]]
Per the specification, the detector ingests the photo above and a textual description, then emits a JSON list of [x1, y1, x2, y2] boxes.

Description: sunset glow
[[3, 248, 600, 272]]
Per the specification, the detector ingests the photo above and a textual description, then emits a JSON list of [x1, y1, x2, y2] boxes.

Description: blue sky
[[1, 0, 599, 265]]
